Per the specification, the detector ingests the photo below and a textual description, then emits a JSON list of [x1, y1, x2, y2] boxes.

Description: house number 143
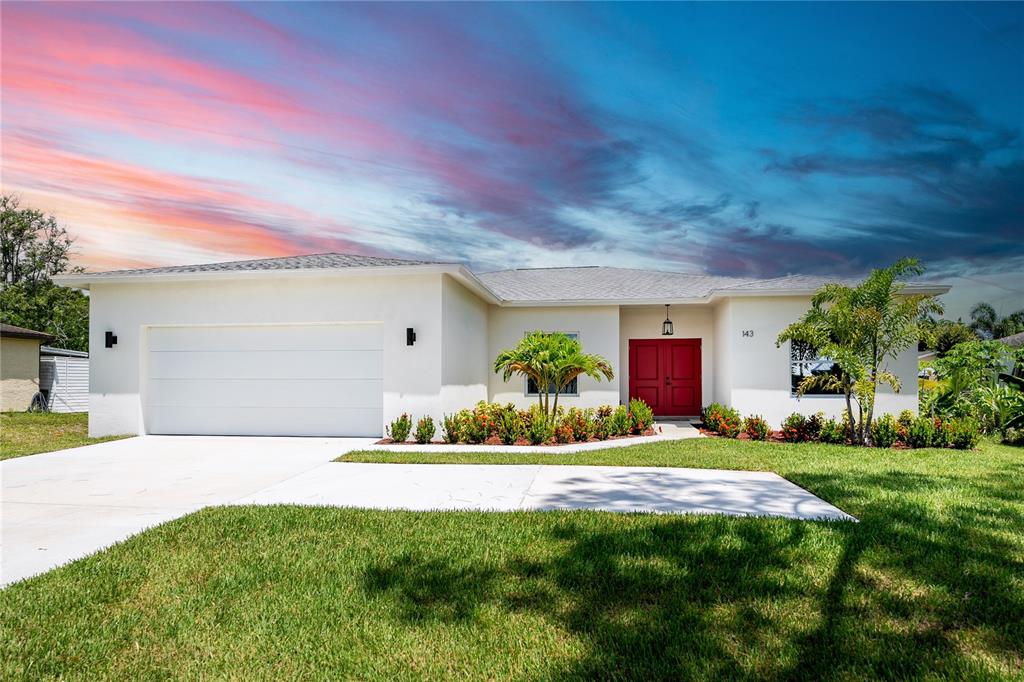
[[741, 330, 754, 338]]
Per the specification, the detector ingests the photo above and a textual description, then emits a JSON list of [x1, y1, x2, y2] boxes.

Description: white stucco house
[[55, 254, 949, 438]]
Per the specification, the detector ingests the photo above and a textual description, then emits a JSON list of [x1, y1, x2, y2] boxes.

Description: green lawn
[[0, 412, 130, 460], [2, 439, 1022, 679]]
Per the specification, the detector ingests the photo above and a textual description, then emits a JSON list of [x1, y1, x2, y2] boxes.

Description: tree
[[0, 194, 88, 351], [777, 258, 942, 445], [493, 331, 613, 418], [969, 302, 1024, 340], [928, 321, 979, 356]]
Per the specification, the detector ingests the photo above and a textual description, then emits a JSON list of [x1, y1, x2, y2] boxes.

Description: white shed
[[40, 346, 89, 413]]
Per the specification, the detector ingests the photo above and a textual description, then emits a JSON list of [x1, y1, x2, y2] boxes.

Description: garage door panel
[[144, 323, 383, 436], [148, 378, 383, 409], [147, 406, 383, 438], [148, 349, 382, 380], [148, 324, 382, 352]]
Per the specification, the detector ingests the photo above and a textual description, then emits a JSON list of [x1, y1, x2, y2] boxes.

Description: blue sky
[[3, 1, 1021, 318]]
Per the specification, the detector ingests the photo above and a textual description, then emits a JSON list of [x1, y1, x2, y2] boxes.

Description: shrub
[[497, 409, 523, 445], [413, 416, 435, 444], [819, 418, 846, 445], [931, 417, 951, 448], [386, 413, 412, 442], [870, 414, 899, 448], [805, 412, 825, 441], [702, 402, 727, 432], [527, 413, 554, 445], [607, 405, 631, 437], [781, 413, 808, 443], [907, 416, 935, 449], [715, 407, 741, 438], [944, 417, 980, 450], [628, 398, 654, 435], [565, 407, 595, 442], [554, 421, 574, 444], [897, 410, 916, 441], [441, 413, 461, 444], [460, 408, 488, 444], [743, 415, 770, 441]]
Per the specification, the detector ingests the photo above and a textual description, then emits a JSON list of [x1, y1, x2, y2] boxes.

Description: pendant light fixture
[[662, 304, 674, 336]]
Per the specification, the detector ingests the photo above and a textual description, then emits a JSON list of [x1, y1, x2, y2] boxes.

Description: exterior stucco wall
[[711, 299, 732, 406], [716, 296, 919, 427], [1, 337, 42, 411], [440, 275, 490, 414], [88, 274, 446, 437], [488, 306, 620, 409], [618, 306, 714, 407]]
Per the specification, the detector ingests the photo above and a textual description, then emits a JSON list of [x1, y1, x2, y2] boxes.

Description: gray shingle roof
[[79, 253, 449, 277], [476, 266, 748, 302]]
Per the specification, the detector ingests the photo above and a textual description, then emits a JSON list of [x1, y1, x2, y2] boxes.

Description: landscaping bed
[[380, 399, 656, 446]]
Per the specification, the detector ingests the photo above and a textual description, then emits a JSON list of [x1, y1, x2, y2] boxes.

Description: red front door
[[628, 339, 702, 416]]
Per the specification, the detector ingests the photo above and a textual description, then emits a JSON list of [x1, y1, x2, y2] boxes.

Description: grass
[[2, 439, 1022, 679], [0, 412, 129, 460]]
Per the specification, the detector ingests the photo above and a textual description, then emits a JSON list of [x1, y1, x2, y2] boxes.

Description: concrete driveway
[[2, 436, 853, 587]]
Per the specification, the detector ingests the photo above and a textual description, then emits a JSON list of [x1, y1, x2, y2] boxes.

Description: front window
[[790, 340, 843, 395], [526, 332, 579, 396]]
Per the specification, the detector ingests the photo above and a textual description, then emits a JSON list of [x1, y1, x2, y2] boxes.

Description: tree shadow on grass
[[360, 466, 1024, 680]]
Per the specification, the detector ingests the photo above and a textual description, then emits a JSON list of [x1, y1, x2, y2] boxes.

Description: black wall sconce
[[105, 331, 118, 348], [661, 305, 674, 336], [406, 327, 416, 346]]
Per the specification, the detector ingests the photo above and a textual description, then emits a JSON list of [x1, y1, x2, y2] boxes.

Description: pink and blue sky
[[2, 1, 1022, 318]]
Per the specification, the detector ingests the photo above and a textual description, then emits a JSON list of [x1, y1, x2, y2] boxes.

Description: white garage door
[[145, 323, 383, 437]]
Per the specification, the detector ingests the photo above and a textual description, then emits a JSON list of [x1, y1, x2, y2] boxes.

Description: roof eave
[[54, 263, 470, 290]]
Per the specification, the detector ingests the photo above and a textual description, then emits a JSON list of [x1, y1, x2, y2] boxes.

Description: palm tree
[[778, 258, 943, 445], [970, 302, 1024, 340], [548, 339, 614, 416], [493, 331, 614, 418]]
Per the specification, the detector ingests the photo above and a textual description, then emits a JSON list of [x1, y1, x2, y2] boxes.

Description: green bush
[[870, 414, 899, 448], [497, 410, 523, 445], [413, 416, 435, 444], [386, 413, 412, 442], [463, 412, 491, 443], [943, 417, 980, 450], [805, 412, 825, 441], [628, 398, 654, 435], [896, 410, 916, 441], [554, 421, 574, 444], [441, 413, 461, 444], [527, 413, 554, 445], [716, 407, 741, 438], [819, 418, 846, 445], [907, 417, 936, 448], [565, 407, 595, 442], [931, 417, 951, 448], [743, 415, 770, 441], [781, 413, 809, 443], [593, 405, 613, 440], [607, 405, 631, 437], [702, 402, 727, 432]]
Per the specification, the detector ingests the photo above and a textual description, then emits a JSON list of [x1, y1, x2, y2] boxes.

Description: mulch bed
[[375, 426, 658, 446]]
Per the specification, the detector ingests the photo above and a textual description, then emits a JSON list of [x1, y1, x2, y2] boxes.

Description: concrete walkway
[[2, 435, 852, 587], [234, 463, 853, 520]]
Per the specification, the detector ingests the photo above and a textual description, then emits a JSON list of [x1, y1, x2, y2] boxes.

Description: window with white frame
[[526, 332, 579, 396], [790, 340, 843, 395]]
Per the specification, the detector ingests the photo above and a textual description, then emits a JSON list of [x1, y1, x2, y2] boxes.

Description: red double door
[[628, 339, 702, 416]]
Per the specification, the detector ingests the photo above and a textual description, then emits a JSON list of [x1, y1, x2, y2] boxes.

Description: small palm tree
[[493, 331, 614, 418], [548, 339, 614, 416]]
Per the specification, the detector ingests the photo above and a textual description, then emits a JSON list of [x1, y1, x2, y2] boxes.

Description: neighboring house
[[998, 332, 1024, 378], [0, 323, 53, 411], [55, 254, 950, 438], [40, 346, 90, 413]]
